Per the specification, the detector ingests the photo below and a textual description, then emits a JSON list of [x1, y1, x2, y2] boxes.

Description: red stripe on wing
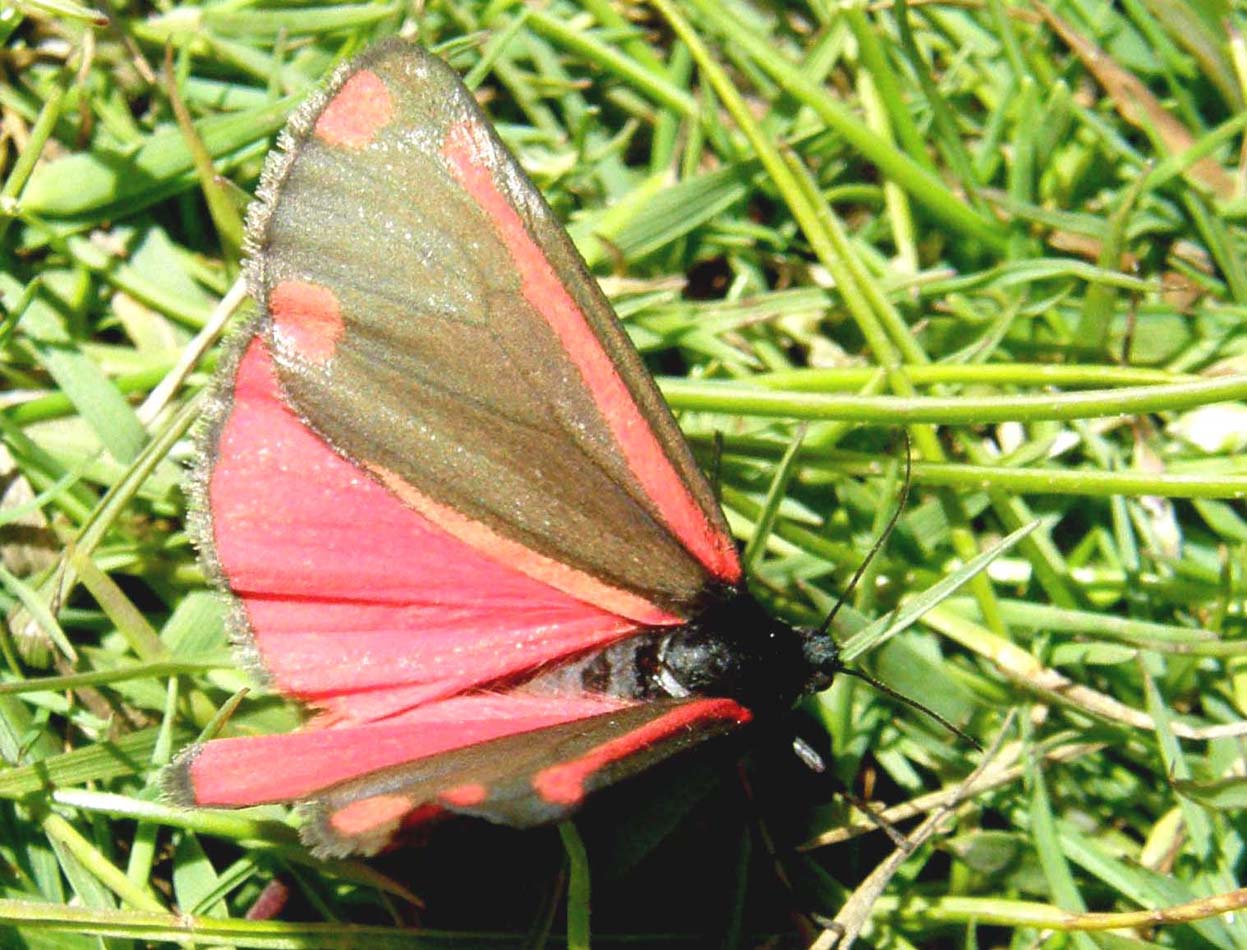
[[301, 695, 753, 853], [183, 692, 628, 806], [441, 121, 741, 586], [207, 339, 663, 716], [532, 698, 751, 805]]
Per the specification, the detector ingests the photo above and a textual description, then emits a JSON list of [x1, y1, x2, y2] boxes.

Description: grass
[[2, 0, 1247, 947]]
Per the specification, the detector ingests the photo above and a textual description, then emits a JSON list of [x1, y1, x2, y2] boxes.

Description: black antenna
[[810, 431, 982, 751], [818, 429, 912, 638], [838, 666, 983, 751]]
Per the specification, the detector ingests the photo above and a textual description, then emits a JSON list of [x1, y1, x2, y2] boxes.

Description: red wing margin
[[166, 693, 750, 858], [244, 40, 740, 617], [298, 697, 751, 857], [169, 692, 631, 807]]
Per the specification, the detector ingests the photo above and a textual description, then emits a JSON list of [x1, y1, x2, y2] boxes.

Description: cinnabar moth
[[168, 39, 842, 858]]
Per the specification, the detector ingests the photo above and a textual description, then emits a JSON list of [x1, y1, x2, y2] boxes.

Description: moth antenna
[[804, 432, 979, 750], [817, 429, 913, 638], [837, 666, 983, 752]]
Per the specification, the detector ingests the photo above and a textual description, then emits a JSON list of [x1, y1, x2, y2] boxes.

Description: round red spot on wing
[[268, 280, 344, 364], [329, 793, 412, 837], [314, 70, 394, 149], [532, 765, 585, 806], [438, 783, 488, 808]]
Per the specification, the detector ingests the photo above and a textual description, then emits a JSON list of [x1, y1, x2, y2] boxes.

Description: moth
[[169, 40, 841, 857]]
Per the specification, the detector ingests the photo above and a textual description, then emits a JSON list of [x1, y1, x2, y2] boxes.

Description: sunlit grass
[[2, 1, 1246, 947]]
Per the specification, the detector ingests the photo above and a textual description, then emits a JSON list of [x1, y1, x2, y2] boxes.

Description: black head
[[797, 628, 841, 695], [655, 592, 843, 716]]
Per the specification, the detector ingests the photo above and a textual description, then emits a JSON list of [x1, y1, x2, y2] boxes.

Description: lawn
[[2, 0, 1246, 948]]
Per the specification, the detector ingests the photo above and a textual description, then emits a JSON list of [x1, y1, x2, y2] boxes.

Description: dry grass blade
[[811, 713, 1019, 949], [1036, 0, 1237, 198]]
